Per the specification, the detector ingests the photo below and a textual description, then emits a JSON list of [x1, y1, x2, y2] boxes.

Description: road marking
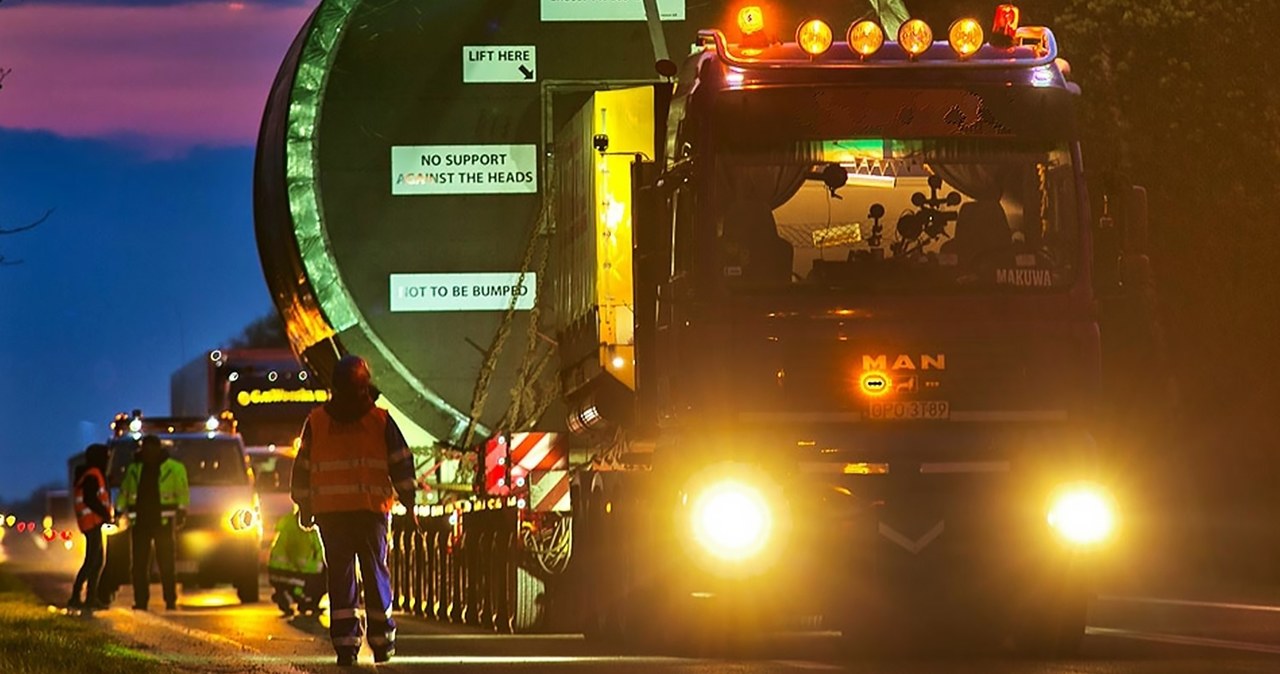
[[240, 654, 694, 665], [768, 660, 842, 671], [1099, 594, 1280, 614], [1088, 626, 1280, 656], [396, 632, 583, 641]]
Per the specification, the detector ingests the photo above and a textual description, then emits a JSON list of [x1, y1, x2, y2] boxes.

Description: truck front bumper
[[656, 458, 1115, 627]]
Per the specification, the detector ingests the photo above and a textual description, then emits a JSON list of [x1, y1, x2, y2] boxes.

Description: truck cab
[[98, 411, 262, 604], [575, 7, 1128, 653]]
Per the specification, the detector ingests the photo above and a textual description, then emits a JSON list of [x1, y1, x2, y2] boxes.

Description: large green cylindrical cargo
[[254, 0, 870, 447]]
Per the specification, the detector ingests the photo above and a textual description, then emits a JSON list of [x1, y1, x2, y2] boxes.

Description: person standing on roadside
[[68, 443, 114, 612], [292, 355, 416, 667], [117, 434, 189, 611]]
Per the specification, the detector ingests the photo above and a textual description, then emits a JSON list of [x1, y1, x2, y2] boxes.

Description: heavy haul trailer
[[255, 1, 1150, 652]]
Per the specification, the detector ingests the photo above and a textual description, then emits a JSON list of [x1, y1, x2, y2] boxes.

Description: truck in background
[[96, 411, 262, 604], [171, 349, 325, 551]]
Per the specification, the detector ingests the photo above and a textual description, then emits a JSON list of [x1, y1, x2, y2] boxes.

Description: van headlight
[[1047, 483, 1115, 545], [690, 479, 773, 562], [224, 506, 260, 534]]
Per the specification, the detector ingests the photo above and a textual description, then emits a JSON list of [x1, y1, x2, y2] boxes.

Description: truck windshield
[[106, 437, 249, 487], [711, 137, 1078, 293]]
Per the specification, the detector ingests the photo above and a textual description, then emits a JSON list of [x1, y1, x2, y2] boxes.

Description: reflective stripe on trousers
[[316, 511, 396, 656]]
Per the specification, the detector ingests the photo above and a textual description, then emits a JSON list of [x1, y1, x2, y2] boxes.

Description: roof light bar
[[796, 19, 833, 57], [847, 20, 884, 58], [897, 19, 933, 59], [992, 4, 1020, 48], [948, 18, 984, 58], [737, 5, 764, 35]]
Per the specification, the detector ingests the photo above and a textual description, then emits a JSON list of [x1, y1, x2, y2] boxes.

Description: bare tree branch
[[0, 208, 54, 236], [1, 209, 53, 266]]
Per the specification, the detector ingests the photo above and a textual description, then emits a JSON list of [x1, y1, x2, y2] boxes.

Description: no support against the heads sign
[[392, 144, 537, 195]]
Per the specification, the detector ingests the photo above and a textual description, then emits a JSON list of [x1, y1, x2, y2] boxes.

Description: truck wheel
[[236, 576, 261, 604]]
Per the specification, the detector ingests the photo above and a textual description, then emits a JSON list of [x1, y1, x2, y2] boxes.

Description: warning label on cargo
[[390, 273, 537, 312], [540, 0, 684, 22], [392, 144, 537, 195]]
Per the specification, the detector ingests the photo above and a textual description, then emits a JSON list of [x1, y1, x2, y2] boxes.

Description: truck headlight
[[1047, 483, 1115, 545], [690, 479, 773, 562]]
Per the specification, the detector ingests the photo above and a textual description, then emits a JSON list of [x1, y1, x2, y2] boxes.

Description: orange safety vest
[[308, 407, 396, 514], [75, 467, 114, 532]]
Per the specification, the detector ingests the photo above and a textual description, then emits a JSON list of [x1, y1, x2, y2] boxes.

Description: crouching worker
[[268, 505, 326, 616]]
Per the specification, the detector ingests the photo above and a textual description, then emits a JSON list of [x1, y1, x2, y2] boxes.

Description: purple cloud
[[0, 2, 318, 152]]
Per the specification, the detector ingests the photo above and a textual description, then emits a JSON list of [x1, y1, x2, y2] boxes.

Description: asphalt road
[[6, 531, 1280, 673], [108, 589, 1280, 673]]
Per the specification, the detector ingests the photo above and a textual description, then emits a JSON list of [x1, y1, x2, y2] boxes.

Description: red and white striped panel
[[483, 434, 509, 496], [509, 432, 567, 472], [529, 470, 571, 512]]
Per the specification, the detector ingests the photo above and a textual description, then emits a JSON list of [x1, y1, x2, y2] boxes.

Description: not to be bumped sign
[[390, 273, 537, 312], [392, 144, 537, 195]]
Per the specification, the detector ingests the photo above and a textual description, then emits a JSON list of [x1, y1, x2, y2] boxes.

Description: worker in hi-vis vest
[[268, 505, 326, 616], [291, 355, 416, 667], [117, 434, 189, 611], [69, 443, 115, 612]]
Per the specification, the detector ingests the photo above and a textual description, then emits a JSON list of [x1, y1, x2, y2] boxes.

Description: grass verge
[[0, 564, 165, 674]]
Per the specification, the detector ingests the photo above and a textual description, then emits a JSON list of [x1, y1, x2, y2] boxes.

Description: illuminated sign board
[[540, 0, 685, 22], [390, 272, 537, 312], [235, 388, 330, 407], [463, 45, 536, 83], [391, 144, 538, 195]]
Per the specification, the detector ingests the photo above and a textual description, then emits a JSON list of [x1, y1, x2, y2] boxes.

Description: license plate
[[868, 400, 950, 420]]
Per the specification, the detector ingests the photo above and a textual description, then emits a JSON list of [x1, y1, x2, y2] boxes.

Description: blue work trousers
[[316, 511, 396, 657]]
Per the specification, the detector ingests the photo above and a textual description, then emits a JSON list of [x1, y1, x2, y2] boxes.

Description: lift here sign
[[463, 45, 536, 83], [392, 144, 537, 195], [390, 273, 537, 312], [540, 0, 684, 22]]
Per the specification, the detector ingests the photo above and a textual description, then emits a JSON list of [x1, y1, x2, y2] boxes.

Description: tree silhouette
[[1, 53, 51, 266], [227, 310, 290, 349], [0, 208, 52, 266]]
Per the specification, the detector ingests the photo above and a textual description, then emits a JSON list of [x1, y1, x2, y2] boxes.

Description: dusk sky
[[0, 0, 320, 500]]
